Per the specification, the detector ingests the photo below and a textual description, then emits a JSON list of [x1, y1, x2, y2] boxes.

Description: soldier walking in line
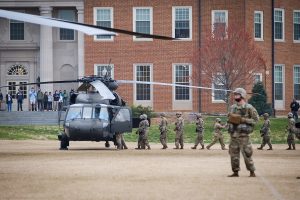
[[191, 113, 205, 150], [227, 88, 259, 177], [257, 113, 272, 150], [174, 112, 184, 149], [159, 113, 168, 149], [286, 112, 296, 150], [206, 118, 227, 150], [136, 114, 150, 150]]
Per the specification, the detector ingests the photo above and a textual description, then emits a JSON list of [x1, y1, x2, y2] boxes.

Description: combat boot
[[292, 144, 296, 150], [222, 147, 228, 150], [201, 145, 204, 149], [267, 147, 272, 150], [228, 171, 239, 177], [249, 171, 256, 177], [191, 146, 197, 149], [180, 146, 184, 149], [257, 146, 263, 150], [206, 146, 210, 150]]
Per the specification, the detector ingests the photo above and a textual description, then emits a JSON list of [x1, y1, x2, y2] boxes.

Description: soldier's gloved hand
[[240, 117, 247, 123]]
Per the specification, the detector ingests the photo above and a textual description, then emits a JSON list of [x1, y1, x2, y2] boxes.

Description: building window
[[10, 19, 24, 40], [274, 65, 284, 100], [7, 64, 28, 75], [174, 64, 191, 100], [253, 73, 262, 84], [94, 64, 114, 78], [135, 64, 152, 101], [172, 7, 192, 39], [254, 11, 263, 40], [294, 65, 300, 100], [58, 10, 75, 41], [212, 10, 228, 38], [212, 74, 226, 101], [94, 7, 113, 40], [294, 11, 300, 42], [274, 9, 284, 41], [133, 7, 153, 41]]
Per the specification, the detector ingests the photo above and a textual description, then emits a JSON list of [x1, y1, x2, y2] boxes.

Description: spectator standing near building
[[29, 87, 37, 111], [43, 91, 48, 111], [58, 90, 63, 111], [53, 90, 60, 111], [290, 99, 299, 121], [16, 89, 24, 111], [48, 92, 53, 111], [37, 89, 44, 111], [0, 90, 3, 110], [6, 92, 13, 112], [63, 90, 69, 107]]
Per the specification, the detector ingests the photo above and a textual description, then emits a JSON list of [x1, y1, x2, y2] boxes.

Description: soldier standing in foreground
[[206, 118, 227, 150], [227, 88, 259, 177], [159, 113, 168, 149], [191, 113, 205, 150], [174, 112, 184, 149], [257, 113, 272, 150], [136, 114, 151, 150], [286, 112, 296, 150]]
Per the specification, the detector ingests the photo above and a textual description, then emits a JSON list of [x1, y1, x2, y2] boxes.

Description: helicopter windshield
[[82, 107, 93, 119], [66, 107, 82, 121], [93, 106, 109, 121]]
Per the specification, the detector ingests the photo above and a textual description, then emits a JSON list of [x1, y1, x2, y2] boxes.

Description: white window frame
[[133, 7, 153, 41], [58, 10, 75, 41], [172, 6, 193, 40], [293, 10, 300, 43], [93, 7, 114, 41], [211, 73, 226, 103], [293, 65, 300, 100], [133, 63, 153, 107], [254, 11, 264, 41], [211, 10, 228, 38], [274, 8, 285, 42], [274, 64, 285, 110], [94, 64, 114, 78], [253, 73, 263, 84], [172, 63, 192, 101]]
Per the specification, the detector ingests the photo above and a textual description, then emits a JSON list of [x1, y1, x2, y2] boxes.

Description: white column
[[39, 6, 53, 93], [77, 6, 84, 79]]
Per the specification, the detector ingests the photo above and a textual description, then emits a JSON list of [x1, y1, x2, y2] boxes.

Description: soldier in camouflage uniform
[[257, 113, 272, 150], [174, 112, 184, 149], [227, 88, 259, 177], [191, 113, 205, 150], [206, 118, 227, 150], [159, 113, 168, 149], [286, 112, 296, 150], [137, 114, 151, 150]]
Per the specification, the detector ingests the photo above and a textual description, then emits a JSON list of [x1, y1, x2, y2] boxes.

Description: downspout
[[198, 0, 202, 113], [271, 0, 275, 116]]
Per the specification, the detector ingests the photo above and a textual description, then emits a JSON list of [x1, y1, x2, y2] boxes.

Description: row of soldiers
[[135, 88, 300, 178]]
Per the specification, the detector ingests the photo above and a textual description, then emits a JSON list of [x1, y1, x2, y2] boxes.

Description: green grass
[[0, 117, 299, 144]]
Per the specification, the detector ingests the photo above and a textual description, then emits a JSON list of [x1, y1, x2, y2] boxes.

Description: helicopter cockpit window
[[66, 107, 82, 121], [114, 108, 130, 122], [93, 107, 109, 121], [82, 107, 93, 119]]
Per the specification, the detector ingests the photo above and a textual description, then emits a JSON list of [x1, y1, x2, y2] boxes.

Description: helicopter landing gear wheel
[[59, 133, 69, 150], [105, 141, 110, 148]]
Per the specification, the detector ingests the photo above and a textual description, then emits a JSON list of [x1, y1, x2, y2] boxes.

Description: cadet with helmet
[[286, 112, 296, 150], [257, 113, 272, 150], [174, 112, 184, 149], [136, 114, 151, 150], [191, 113, 205, 150], [159, 113, 168, 149], [206, 118, 227, 150], [227, 88, 259, 177]]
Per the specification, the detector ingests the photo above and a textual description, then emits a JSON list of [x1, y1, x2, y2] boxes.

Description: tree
[[248, 81, 272, 116], [198, 25, 266, 110]]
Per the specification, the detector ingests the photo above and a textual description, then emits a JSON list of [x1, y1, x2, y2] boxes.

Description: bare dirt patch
[[0, 140, 299, 200]]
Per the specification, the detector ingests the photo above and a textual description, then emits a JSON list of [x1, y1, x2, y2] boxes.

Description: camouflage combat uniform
[[191, 114, 205, 149], [159, 114, 168, 149], [174, 113, 184, 149], [228, 103, 258, 174], [258, 114, 272, 150], [287, 114, 296, 150], [206, 119, 226, 150], [116, 132, 128, 150], [138, 117, 151, 150]]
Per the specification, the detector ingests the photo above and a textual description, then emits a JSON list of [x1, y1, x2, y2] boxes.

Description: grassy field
[[0, 117, 299, 144]]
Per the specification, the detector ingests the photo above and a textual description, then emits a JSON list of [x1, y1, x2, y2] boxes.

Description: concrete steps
[[0, 111, 66, 125]]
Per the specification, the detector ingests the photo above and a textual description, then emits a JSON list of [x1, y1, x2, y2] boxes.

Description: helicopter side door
[[110, 107, 132, 133]]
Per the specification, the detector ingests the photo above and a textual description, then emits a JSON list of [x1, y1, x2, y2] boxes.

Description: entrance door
[[7, 81, 28, 111]]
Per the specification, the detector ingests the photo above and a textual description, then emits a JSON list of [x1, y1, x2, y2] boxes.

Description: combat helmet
[[263, 113, 269, 118], [233, 88, 247, 99], [176, 112, 182, 116], [196, 113, 202, 118], [288, 112, 293, 118], [216, 118, 221, 122], [160, 113, 166, 117]]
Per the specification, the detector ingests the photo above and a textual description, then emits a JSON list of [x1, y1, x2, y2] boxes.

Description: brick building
[[85, 0, 299, 114]]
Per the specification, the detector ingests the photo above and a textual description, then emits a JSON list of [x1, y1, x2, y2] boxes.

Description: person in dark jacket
[[290, 98, 300, 121], [43, 91, 48, 111], [0, 90, 3, 110], [16, 89, 24, 111]]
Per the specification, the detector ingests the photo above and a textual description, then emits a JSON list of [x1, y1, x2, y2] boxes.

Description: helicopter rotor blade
[[0, 80, 79, 89], [90, 80, 115, 100]]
